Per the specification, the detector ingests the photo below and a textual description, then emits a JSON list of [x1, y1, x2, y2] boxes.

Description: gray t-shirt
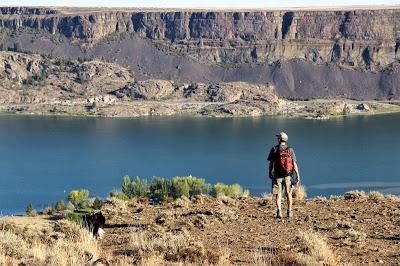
[[267, 144, 296, 177]]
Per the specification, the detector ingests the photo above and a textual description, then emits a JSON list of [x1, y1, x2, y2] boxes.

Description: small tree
[[54, 200, 66, 212], [149, 177, 170, 203], [67, 189, 89, 208], [121, 175, 132, 197], [132, 176, 148, 198], [26, 203, 37, 216]]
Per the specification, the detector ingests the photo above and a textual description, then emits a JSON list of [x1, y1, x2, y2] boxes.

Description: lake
[[1, 113, 400, 215]]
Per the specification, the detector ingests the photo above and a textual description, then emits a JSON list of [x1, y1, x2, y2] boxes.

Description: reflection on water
[[0, 113, 400, 214]]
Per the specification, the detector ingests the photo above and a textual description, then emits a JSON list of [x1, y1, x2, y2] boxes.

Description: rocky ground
[[1, 51, 400, 119], [1, 194, 400, 265]]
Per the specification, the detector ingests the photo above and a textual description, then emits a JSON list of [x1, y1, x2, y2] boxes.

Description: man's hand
[[296, 175, 300, 184]]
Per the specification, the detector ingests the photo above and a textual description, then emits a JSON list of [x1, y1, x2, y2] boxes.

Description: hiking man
[[267, 132, 300, 218]]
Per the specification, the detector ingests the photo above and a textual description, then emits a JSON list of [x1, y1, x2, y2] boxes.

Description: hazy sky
[[1, 0, 399, 8]]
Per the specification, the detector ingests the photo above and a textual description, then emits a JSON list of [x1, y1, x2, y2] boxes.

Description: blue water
[[1, 113, 400, 214]]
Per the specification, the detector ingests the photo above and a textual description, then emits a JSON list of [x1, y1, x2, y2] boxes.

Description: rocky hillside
[[1, 6, 400, 100]]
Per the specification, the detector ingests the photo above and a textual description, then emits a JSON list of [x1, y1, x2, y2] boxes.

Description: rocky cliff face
[[0, 7, 400, 100]]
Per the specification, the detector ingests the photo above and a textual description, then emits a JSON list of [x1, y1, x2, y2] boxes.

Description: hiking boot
[[276, 209, 283, 219], [287, 209, 293, 218]]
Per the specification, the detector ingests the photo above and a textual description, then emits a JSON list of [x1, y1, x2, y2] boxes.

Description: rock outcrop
[[0, 7, 400, 100]]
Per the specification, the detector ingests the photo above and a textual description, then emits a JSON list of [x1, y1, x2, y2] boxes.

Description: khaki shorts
[[272, 176, 292, 196]]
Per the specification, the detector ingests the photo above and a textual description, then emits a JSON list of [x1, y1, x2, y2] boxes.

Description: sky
[[1, 0, 399, 8]]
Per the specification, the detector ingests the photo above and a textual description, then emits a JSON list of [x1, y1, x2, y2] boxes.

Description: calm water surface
[[1, 113, 400, 214]]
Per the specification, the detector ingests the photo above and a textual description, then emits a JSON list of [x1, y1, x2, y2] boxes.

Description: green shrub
[[54, 200, 66, 212], [121, 175, 148, 198], [116, 191, 130, 201], [65, 211, 84, 224], [149, 177, 170, 203], [170, 177, 190, 199], [211, 183, 244, 198], [121, 175, 132, 196], [110, 188, 118, 198], [67, 189, 89, 208], [170, 176, 209, 199], [92, 198, 103, 209], [26, 203, 37, 216]]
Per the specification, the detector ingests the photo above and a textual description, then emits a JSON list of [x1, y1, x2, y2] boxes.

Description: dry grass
[[129, 227, 230, 265], [296, 230, 338, 266], [344, 190, 367, 200], [292, 184, 307, 200], [173, 195, 191, 208], [368, 191, 385, 202], [385, 194, 400, 202], [0, 219, 104, 266]]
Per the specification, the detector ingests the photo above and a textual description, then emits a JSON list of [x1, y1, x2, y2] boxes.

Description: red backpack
[[277, 146, 294, 175]]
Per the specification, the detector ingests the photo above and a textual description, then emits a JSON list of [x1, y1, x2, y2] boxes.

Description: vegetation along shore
[[1, 175, 399, 265]]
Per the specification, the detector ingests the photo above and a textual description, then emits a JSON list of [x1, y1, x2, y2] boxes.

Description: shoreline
[[2, 99, 400, 120]]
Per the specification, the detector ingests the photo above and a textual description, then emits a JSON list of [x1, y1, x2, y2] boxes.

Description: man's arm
[[293, 160, 300, 183], [268, 161, 273, 179]]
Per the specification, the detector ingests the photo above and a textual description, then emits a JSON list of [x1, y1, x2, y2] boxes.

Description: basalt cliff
[[1, 6, 400, 117]]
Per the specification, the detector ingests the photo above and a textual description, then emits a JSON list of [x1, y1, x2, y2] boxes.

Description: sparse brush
[[313, 195, 327, 201], [261, 192, 273, 201], [385, 194, 400, 202], [292, 184, 307, 200], [0, 230, 31, 260], [344, 190, 367, 200], [43, 204, 53, 215], [54, 200, 66, 212], [172, 195, 191, 208], [101, 197, 129, 217], [296, 230, 338, 266], [368, 191, 385, 202]]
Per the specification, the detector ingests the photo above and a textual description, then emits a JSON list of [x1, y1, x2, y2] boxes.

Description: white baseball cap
[[276, 132, 288, 141]]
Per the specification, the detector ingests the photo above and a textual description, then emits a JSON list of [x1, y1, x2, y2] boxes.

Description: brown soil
[[99, 196, 400, 265]]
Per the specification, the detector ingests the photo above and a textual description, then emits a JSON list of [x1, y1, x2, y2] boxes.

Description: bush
[[210, 183, 244, 198], [296, 230, 338, 265], [54, 200, 66, 212], [121, 175, 148, 198], [170, 177, 190, 199], [344, 190, 367, 200], [368, 191, 385, 202], [91, 198, 103, 209], [67, 189, 89, 208], [293, 184, 307, 200], [43, 204, 53, 215], [149, 177, 170, 203], [26, 203, 37, 216], [77, 72, 90, 84], [65, 212, 84, 225]]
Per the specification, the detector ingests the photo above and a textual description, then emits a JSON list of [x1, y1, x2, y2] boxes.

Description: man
[[267, 132, 300, 219]]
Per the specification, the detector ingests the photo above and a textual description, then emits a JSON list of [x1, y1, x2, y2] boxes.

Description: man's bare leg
[[287, 193, 293, 218], [275, 193, 282, 218]]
